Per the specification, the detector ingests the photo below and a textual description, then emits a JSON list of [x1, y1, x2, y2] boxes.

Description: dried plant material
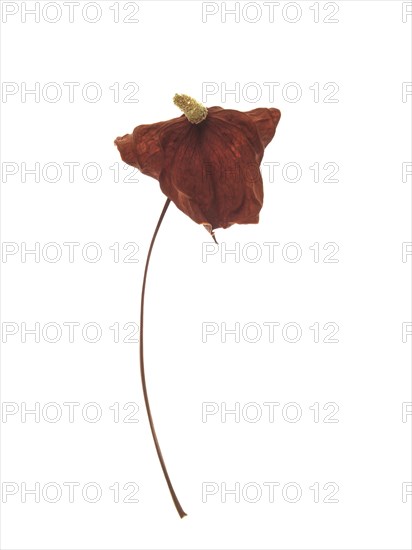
[[114, 95, 281, 518]]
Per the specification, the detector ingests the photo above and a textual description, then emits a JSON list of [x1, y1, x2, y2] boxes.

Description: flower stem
[[139, 197, 187, 519]]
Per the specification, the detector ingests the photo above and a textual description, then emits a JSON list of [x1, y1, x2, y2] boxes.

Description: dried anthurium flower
[[115, 94, 281, 242], [114, 95, 281, 518]]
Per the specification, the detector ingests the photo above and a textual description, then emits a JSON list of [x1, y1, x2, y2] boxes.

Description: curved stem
[[139, 197, 187, 519]]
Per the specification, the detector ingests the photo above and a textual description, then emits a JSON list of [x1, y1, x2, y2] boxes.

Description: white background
[[1, 1, 411, 549]]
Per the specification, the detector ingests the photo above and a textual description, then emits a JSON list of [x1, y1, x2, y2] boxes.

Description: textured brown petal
[[114, 103, 280, 231], [244, 108, 281, 148], [157, 108, 264, 230], [115, 119, 170, 180]]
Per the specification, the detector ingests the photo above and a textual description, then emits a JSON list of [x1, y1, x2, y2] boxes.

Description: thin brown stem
[[139, 197, 187, 519]]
